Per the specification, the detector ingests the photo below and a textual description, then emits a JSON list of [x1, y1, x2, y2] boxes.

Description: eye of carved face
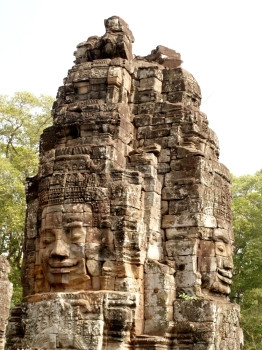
[[215, 242, 226, 254], [40, 230, 57, 248], [66, 224, 87, 243]]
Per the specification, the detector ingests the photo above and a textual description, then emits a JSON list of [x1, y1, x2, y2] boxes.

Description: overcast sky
[[0, 0, 261, 176]]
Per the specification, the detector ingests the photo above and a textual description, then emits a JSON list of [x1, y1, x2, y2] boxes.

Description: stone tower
[[6, 16, 243, 349]]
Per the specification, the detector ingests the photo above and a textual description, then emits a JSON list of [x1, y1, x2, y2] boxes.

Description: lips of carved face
[[217, 268, 233, 285]]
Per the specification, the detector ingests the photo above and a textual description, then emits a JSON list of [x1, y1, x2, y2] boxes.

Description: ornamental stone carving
[[6, 16, 243, 350]]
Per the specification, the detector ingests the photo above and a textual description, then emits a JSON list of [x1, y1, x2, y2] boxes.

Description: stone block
[[165, 239, 198, 257], [129, 163, 157, 179], [144, 136, 169, 148], [144, 318, 170, 336], [145, 270, 175, 291], [147, 244, 163, 260], [114, 277, 143, 293], [176, 255, 198, 272], [145, 305, 173, 321], [174, 300, 217, 322], [137, 67, 163, 81], [175, 270, 199, 289], [157, 162, 171, 174], [136, 90, 163, 103], [158, 148, 171, 163], [137, 102, 156, 114], [111, 184, 142, 209], [143, 177, 162, 194], [137, 125, 170, 139], [102, 261, 143, 279], [198, 240, 216, 258], [151, 115, 165, 125], [144, 191, 161, 208], [129, 152, 158, 166], [144, 260, 175, 275], [161, 200, 169, 215], [162, 213, 217, 228], [161, 186, 188, 200], [144, 288, 175, 307], [106, 66, 123, 86], [133, 114, 152, 127], [139, 77, 162, 93]]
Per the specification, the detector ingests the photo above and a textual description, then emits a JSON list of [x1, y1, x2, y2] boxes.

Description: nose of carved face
[[224, 256, 233, 270], [47, 238, 80, 274], [50, 239, 70, 259]]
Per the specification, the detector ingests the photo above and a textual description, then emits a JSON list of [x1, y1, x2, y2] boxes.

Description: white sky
[[0, 0, 261, 176]]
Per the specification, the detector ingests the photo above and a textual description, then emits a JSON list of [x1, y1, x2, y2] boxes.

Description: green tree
[[231, 170, 262, 349], [0, 92, 53, 304]]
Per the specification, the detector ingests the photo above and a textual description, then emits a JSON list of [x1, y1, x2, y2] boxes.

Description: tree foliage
[[0, 92, 53, 304], [231, 170, 262, 349]]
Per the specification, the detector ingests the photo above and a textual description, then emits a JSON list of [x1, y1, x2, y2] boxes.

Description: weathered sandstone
[[6, 16, 243, 350]]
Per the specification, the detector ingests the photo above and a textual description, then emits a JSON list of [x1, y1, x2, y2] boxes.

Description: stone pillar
[[6, 16, 243, 350]]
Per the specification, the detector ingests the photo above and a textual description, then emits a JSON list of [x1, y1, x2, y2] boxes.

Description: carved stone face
[[39, 204, 92, 291], [198, 229, 233, 296]]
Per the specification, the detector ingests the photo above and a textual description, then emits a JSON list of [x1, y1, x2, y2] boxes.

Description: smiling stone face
[[211, 230, 233, 295], [198, 229, 233, 296], [39, 204, 92, 291]]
